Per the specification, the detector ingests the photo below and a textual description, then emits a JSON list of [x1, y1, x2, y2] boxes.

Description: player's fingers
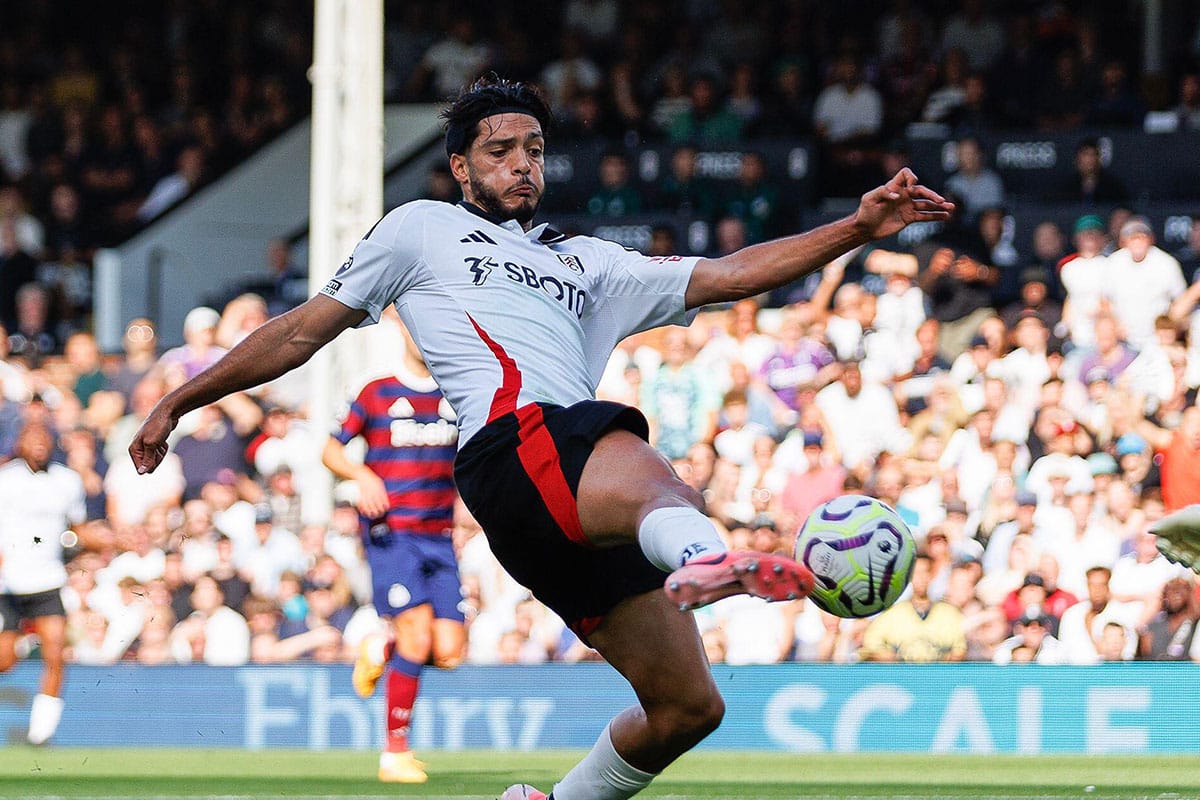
[[910, 184, 951, 207]]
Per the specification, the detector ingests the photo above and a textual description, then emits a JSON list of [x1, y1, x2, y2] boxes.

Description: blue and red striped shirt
[[335, 371, 458, 537]]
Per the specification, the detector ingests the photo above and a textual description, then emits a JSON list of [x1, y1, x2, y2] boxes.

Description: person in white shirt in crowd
[[694, 298, 776, 379], [1024, 417, 1093, 506], [1059, 566, 1138, 664], [867, 248, 926, 343], [713, 390, 770, 469], [168, 573, 250, 666], [982, 490, 1038, 578], [235, 503, 307, 599], [695, 593, 797, 666], [823, 282, 866, 361], [943, 137, 1005, 220], [1059, 214, 1111, 349], [988, 312, 1051, 422], [993, 610, 1065, 665], [1110, 529, 1182, 624], [813, 55, 883, 146], [103, 444, 185, 527], [0, 422, 90, 744], [815, 360, 907, 473], [1040, 487, 1121, 599], [1106, 218, 1186, 350]]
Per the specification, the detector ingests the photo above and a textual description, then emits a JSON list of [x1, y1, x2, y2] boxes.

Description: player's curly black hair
[[441, 74, 553, 157]]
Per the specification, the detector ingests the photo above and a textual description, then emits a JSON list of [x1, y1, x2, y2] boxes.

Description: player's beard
[[467, 166, 540, 225]]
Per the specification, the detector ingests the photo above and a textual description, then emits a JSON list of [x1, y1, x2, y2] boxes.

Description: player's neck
[[459, 199, 533, 233]]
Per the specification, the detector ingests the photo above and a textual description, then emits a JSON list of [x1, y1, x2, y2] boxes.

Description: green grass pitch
[[0, 749, 1197, 799]]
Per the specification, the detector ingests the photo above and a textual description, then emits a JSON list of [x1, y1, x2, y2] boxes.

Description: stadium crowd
[[1, 1, 1200, 668]]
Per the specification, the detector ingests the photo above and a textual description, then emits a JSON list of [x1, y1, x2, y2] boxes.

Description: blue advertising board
[[2, 662, 1198, 752]]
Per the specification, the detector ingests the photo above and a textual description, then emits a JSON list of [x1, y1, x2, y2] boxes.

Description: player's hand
[[356, 469, 390, 519], [129, 403, 177, 474], [853, 168, 953, 241]]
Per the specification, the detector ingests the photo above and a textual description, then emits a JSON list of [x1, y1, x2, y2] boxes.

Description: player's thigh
[[390, 603, 434, 663], [576, 428, 703, 546], [588, 588, 719, 715]]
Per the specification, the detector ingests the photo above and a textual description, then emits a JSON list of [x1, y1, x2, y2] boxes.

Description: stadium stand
[[1, 1, 1200, 668]]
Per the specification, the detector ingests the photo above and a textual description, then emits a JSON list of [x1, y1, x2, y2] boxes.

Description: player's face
[[16, 425, 53, 470], [454, 113, 545, 226]]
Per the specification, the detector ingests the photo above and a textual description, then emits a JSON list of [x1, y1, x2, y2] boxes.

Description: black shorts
[[0, 588, 66, 631], [454, 400, 667, 639]]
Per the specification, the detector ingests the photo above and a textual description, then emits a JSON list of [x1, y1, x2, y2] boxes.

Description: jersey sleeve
[[334, 386, 370, 444], [319, 202, 428, 326], [593, 243, 701, 338]]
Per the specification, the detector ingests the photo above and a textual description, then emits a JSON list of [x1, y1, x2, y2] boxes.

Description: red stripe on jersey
[[467, 314, 589, 548], [468, 315, 521, 422]]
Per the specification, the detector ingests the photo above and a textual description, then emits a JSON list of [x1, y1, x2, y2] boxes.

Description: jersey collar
[[456, 201, 567, 246]]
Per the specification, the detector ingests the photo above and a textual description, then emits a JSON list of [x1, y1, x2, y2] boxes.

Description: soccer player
[[321, 319, 462, 783], [0, 421, 87, 745], [130, 76, 951, 799]]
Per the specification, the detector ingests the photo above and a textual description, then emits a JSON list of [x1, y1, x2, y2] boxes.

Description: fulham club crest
[[557, 253, 585, 274]]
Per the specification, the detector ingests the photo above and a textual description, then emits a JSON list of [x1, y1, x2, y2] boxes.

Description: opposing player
[[131, 76, 951, 799], [0, 421, 86, 745], [321, 319, 462, 783]]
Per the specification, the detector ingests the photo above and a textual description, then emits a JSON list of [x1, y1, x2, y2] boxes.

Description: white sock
[[28, 693, 64, 745], [637, 506, 726, 572], [551, 723, 656, 800]]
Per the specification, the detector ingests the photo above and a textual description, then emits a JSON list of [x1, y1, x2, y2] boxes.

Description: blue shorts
[[363, 531, 465, 622]]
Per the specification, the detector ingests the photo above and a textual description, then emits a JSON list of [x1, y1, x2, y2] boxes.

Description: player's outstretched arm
[[685, 168, 953, 308], [130, 294, 368, 474]]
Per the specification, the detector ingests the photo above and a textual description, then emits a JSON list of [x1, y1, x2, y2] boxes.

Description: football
[[794, 494, 916, 618]]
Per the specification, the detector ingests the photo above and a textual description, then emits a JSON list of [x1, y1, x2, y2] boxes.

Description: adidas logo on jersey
[[460, 230, 496, 245], [390, 418, 458, 447]]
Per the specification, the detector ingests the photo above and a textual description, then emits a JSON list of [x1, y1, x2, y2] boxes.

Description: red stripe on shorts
[[467, 315, 590, 547]]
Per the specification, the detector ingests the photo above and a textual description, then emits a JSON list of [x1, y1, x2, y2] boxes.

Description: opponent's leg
[[377, 604, 433, 783], [28, 615, 66, 745], [508, 589, 721, 800], [577, 428, 812, 609]]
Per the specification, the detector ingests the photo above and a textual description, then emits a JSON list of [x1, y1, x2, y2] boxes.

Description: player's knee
[[432, 653, 462, 670], [653, 688, 725, 744], [0, 652, 14, 672]]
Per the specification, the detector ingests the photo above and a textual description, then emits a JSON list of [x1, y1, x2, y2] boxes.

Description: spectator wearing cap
[[1114, 432, 1159, 495], [157, 306, 227, 382], [943, 138, 1005, 220], [1000, 571, 1051, 625], [1000, 268, 1062, 339], [1058, 566, 1138, 664], [778, 431, 845, 525], [993, 608, 1065, 665], [234, 502, 306, 598], [1106, 218, 1186, 350], [1059, 215, 1111, 349]]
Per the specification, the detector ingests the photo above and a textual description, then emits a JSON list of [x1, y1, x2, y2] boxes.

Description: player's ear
[[449, 152, 470, 185]]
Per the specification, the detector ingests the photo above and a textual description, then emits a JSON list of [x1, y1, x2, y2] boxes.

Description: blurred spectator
[[915, 203, 998, 360], [1056, 139, 1130, 206], [667, 74, 744, 146], [563, 0, 619, 47], [816, 360, 906, 472], [232, 239, 307, 318], [641, 328, 719, 460], [940, 0, 1006, 71], [158, 306, 226, 382], [1059, 214, 1111, 348], [721, 152, 780, 244], [814, 55, 883, 195], [586, 150, 641, 216], [1167, 72, 1200, 131], [1000, 269, 1062, 337], [136, 144, 205, 223], [1035, 51, 1090, 132], [654, 144, 720, 217], [1137, 576, 1200, 660], [1106, 218, 1186, 350], [0, 220, 38, 332], [993, 610, 1064, 665], [944, 139, 1004, 221], [860, 555, 967, 662], [1132, 406, 1200, 512], [921, 48, 969, 124], [408, 18, 491, 100], [1058, 566, 1137, 664], [168, 573, 250, 666], [538, 30, 603, 112], [1088, 60, 1144, 127], [8, 283, 57, 364]]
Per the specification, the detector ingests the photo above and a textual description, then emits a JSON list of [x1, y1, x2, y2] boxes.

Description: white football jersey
[[0, 460, 85, 594], [322, 201, 699, 446]]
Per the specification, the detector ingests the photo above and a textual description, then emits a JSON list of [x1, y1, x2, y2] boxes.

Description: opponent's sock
[[27, 693, 64, 745], [637, 506, 726, 572], [385, 654, 422, 753], [550, 723, 656, 800]]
